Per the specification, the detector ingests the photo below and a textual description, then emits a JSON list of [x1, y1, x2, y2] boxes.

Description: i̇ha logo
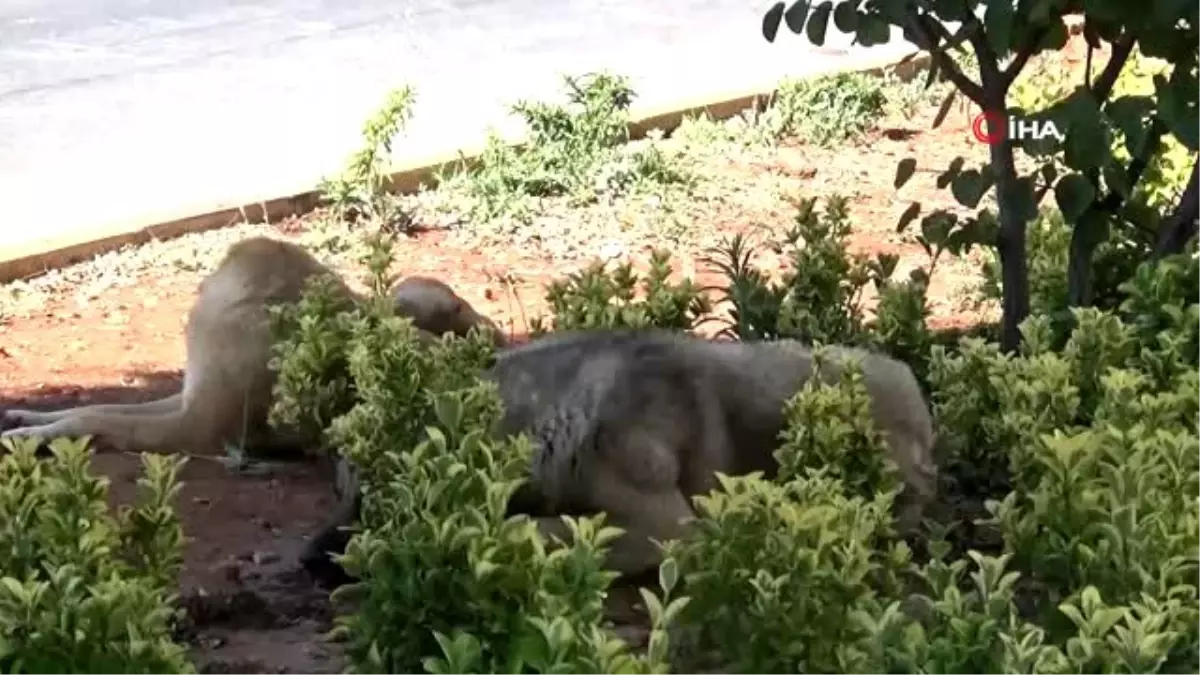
[[972, 111, 1065, 145]]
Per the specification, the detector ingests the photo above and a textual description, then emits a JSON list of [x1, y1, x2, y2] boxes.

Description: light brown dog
[[1, 236, 507, 456]]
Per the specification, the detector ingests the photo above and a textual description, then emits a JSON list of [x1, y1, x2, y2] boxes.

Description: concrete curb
[[0, 47, 939, 283]]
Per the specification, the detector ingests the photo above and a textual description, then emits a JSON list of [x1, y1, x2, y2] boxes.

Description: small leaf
[[638, 587, 666, 625], [951, 169, 986, 208], [984, 0, 1016, 55], [1105, 95, 1153, 156], [920, 211, 957, 247], [1157, 75, 1199, 151], [832, 1, 859, 33], [805, 2, 832, 46], [1090, 607, 1126, 636], [1035, 19, 1069, 51], [936, 157, 965, 189], [894, 158, 917, 189], [658, 557, 679, 595], [923, 58, 941, 90], [932, 90, 957, 129], [1063, 108, 1111, 172], [897, 202, 922, 232], [1054, 172, 1098, 221], [663, 596, 692, 625], [857, 15, 890, 46], [784, 1, 812, 33], [762, 3, 787, 42]]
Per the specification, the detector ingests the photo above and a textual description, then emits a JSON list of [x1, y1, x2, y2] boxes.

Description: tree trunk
[[1065, 210, 1108, 308], [989, 136, 1031, 353], [1153, 159, 1199, 259]]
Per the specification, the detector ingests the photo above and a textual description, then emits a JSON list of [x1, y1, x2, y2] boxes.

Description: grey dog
[[301, 328, 938, 587]]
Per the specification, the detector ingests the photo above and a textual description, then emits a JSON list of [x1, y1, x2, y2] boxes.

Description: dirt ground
[[0, 36, 1094, 673]]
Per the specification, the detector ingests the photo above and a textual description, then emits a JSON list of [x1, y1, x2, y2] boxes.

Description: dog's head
[[389, 276, 509, 348]]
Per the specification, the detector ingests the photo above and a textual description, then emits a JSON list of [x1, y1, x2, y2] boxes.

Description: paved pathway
[[0, 0, 917, 252]]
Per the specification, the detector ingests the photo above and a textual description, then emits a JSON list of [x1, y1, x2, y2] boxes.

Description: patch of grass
[[318, 86, 418, 229], [765, 72, 888, 146], [879, 69, 956, 120], [673, 72, 892, 151], [433, 73, 697, 227]]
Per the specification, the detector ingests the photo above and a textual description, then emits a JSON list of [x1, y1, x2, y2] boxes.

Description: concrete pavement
[[0, 0, 918, 253]]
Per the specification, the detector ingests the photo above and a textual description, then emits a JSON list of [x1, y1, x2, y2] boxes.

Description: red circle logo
[[971, 111, 1006, 144]]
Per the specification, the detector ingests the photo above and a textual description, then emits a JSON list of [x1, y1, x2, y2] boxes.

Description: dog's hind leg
[[534, 461, 696, 578], [1, 372, 252, 456], [3, 393, 184, 428], [533, 491, 694, 578]]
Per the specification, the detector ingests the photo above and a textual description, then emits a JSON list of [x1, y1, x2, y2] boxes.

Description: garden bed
[[0, 33, 1109, 673]]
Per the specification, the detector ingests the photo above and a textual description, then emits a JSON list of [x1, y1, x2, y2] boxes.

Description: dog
[[1, 236, 507, 456], [302, 328, 938, 586]]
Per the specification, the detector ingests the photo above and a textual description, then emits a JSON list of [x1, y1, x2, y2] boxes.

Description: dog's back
[[490, 330, 936, 517]]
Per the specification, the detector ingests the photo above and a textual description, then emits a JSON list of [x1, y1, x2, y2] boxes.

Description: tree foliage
[[764, 0, 1198, 351]]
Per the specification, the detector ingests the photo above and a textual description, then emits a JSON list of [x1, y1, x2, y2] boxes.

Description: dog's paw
[[1, 423, 42, 438], [0, 425, 57, 456], [0, 409, 29, 432]]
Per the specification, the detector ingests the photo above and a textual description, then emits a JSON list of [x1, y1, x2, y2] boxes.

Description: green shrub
[[981, 365, 1199, 672], [267, 273, 363, 446], [766, 72, 887, 146], [317, 87, 417, 236], [661, 346, 912, 673], [929, 316, 1116, 498], [529, 250, 711, 333], [865, 267, 935, 387], [1116, 252, 1200, 386], [848, 545, 1191, 673], [919, 254, 1200, 671], [848, 549, 1038, 673], [0, 437, 191, 674], [439, 73, 692, 223], [706, 196, 934, 381], [706, 196, 869, 344], [664, 471, 906, 674], [324, 323, 673, 674], [775, 348, 903, 502]]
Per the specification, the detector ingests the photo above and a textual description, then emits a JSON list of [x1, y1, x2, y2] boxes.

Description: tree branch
[[1001, 23, 1052, 88], [1000, 49, 1037, 90], [903, 9, 986, 103], [963, 13, 999, 76], [1090, 33, 1136, 101], [1098, 120, 1166, 212]]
